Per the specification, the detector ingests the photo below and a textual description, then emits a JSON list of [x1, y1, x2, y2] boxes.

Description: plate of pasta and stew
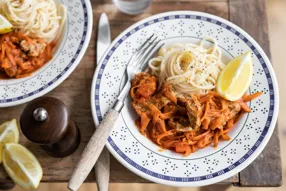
[[0, 0, 92, 107], [91, 11, 279, 187]]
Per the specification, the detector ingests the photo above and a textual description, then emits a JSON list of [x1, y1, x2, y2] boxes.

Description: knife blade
[[95, 13, 111, 191], [97, 13, 111, 63]]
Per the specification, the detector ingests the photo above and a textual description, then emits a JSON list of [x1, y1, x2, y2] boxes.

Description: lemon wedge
[[217, 51, 253, 101], [0, 14, 13, 34], [0, 119, 19, 163], [2, 143, 43, 190]]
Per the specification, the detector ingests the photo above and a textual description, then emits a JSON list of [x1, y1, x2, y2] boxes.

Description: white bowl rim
[[0, 0, 93, 107], [90, 11, 279, 187]]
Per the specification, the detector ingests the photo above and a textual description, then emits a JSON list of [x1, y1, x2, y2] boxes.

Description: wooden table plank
[[229, 0, 282, 187], [91, 0, 236, 184], [0, 0, 281, 187], [103, 0, 228, 2], [0, 0, 235, 184], [92, 1, 229, 24]]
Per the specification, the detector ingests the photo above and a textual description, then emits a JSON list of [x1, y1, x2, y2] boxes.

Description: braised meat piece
[[177, 97, 202, 132], [0, 58, 17, 77], [168, 117, 193, 132], [20, 39, 46, 57]]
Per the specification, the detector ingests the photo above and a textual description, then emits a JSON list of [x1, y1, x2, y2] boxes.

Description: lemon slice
[[2, 143, 43, 190], [0, 14, 13, 34], [217, 51, 253, 101], [0, 119, 19, 163]]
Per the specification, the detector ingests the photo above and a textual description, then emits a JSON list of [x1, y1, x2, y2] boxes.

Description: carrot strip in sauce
[[208, 91, 224, 98], [221, 134, 231, 141], [202, 118, 211, 130], [243, 92, 263, 102], [242, 92, 248, 100], [201, 101, 209, 121], [197, 139, 206, 148], [0, 31, 54, 79], [175, 143, 191, 156], [191, 145, 197, 153], [210, 116, 224, 130], [161, 140, 178, 148], [139, 114, 150, 135], [186, 140, 198, 145], [130, 73, 262, 156], [239, 101, 252, 112], [213, 130, 219, 147], [156, 130, 176, 145], [200, 94, 212, 103], [193, 130, 210, 141], [223, 119, 234, 134]]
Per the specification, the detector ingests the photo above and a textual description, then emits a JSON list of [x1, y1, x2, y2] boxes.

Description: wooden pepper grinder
[[20, 97, 80, 157]]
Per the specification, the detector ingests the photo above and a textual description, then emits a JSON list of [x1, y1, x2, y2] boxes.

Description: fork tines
[[130, 34, 164, 69]]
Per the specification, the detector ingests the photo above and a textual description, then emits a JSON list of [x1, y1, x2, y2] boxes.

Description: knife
[[97, 13, 111, 63], [94, 13, 111, 191]]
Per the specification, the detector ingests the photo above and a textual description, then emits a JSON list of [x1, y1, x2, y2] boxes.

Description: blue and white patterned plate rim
[[0, 0, 93, 107], [91, 11, 279, 187]]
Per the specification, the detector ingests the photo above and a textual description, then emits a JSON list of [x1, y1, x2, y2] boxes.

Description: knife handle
[[68, 109, 119, 191], [95, 147, 110, 191]]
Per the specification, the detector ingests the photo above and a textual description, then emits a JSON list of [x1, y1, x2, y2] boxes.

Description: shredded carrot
[[208, 91, 224, 98], [242, 93, 248, 100], [223, 119, 234, 134], [0, 31, 55, 79], [210, 116, 224, 130], [221, 134, 231, 141], [197, 139, 206, 148], [214, 130, 219, 147], [163, 83, 177, 103], [156, 130, 175, 145], [139, 113, 150, 135], [175, 143, 191, 156], [201, 101, 209, 121], [161, 140, 178, 148], [243, 92, 263, 102], [200, 94, 212, 103], [239, 100, 252, 112], [202, 118, 210, 130], [130, 73, 262, 156], [193, 130, 210, 141], [191, 145, 197, 153]]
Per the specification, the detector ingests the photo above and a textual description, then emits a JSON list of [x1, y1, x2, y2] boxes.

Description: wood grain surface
[[68, 109, 119, 191], [0, 0, 281, 187], [229, 0, 282, 186]]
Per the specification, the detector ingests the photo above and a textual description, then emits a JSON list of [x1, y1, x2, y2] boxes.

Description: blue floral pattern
[[0, 0, 92, 107], [92, 12, 278, 186]]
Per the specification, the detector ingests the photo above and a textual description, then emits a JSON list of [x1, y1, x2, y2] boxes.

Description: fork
[[68, 35, 163, 191]]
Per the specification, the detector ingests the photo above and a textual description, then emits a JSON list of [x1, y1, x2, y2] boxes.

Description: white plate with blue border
[[91, 11, 279, 187], [0, 0, 93, 107]]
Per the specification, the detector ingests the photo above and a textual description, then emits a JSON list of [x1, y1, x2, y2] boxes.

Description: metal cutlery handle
[[95, 147, 110, 191], [68, 109, 119, 191]]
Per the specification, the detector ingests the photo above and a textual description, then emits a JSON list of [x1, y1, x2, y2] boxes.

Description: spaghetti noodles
[[0, 0, 66, 42], [148, 37, 225, 94]]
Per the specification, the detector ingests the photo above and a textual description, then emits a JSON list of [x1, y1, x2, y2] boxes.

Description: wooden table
[[0, 0, 282, 188]]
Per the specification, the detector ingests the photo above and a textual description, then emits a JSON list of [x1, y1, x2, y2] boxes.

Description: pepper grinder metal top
[[33, 108, 48, 122]]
